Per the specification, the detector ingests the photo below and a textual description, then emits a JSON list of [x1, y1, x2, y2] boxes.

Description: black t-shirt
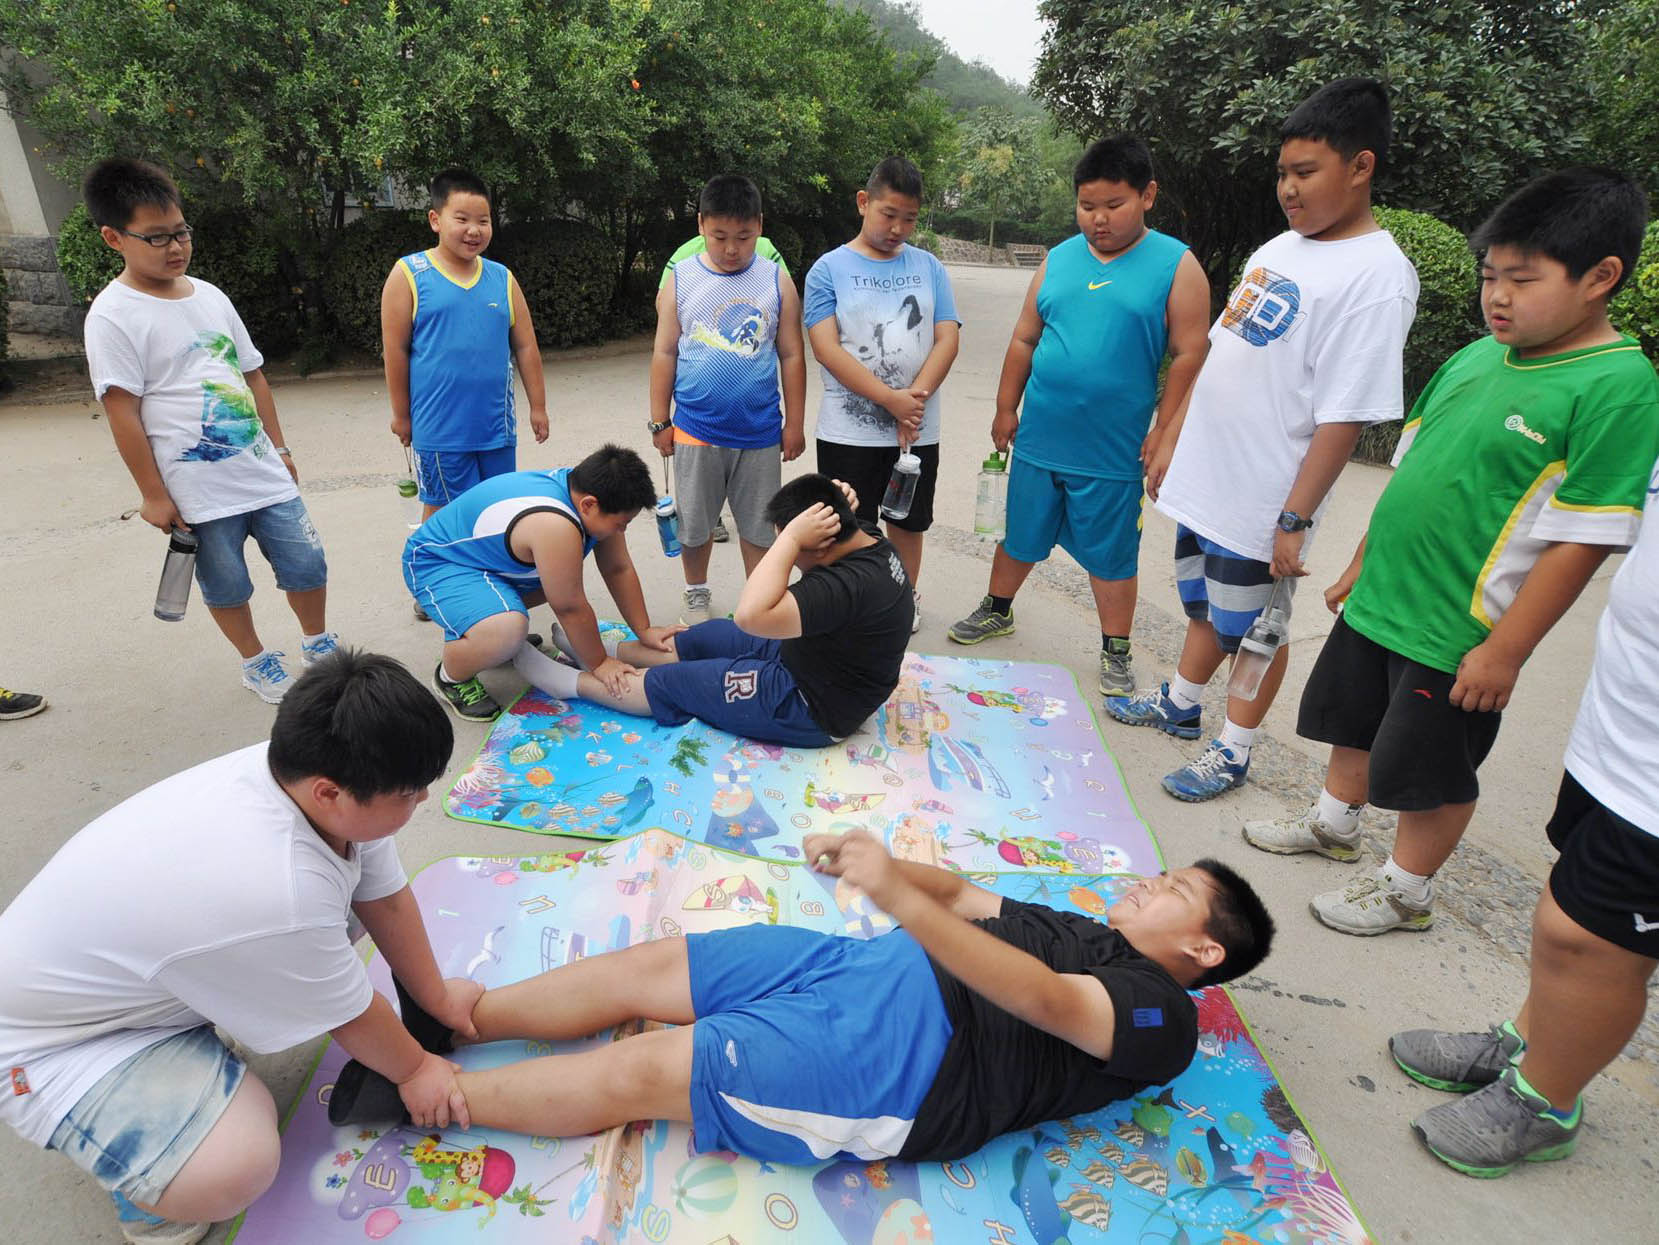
[[782, 526, 914, 738], [898, 898, 1198, 1162]]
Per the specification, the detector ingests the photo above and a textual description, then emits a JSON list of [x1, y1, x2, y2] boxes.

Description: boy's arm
[[807, 317, 927, 438], [1325, 531, 1367, 613], [521, 516, 646, 693], [804, 831, 1002, 918], [1270, 421, 1368, 578], [732, 502, 843, 638], [102, 386, 185, 532], [777, 277, 807, 462], [245, 368, 297, 483], [352, 885, 483, 1039], [1450, 542, 1613, 712], [507, 275, 549, 443], [381, 266, 415, 447], [814, 830, 1117, 1059], [649, 278, 680, 460], [991, 263, 1047, 452], [1143, 253, 1211, 472], [911, 320, 960, 407], [330, 993, 470, 1130]]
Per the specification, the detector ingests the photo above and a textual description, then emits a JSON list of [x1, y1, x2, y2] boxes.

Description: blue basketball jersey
[[671, 253, 784, 448], [405, 468, 592, 587], [400, 250, 517, 451]]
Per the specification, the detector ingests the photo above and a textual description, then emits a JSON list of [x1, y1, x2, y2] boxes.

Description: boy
[[382, 169, 549, 529], [1243, 168, 1659, 936], [1388, 451, 1659, 1178], [948, 136, 1211, 696], [403, 444, 680, 723], [805, 156, 961, 629], [1108, 79, 1418, 801], [651, 175, 807, 624], [513, 475, 912, 747], [330, 830, 1275, 1164], [0, 651, 479, 1244], [83, 158, 339, 704]]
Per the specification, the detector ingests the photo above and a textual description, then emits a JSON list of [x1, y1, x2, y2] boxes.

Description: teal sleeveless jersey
[[1017, 230, 1188, 481], [400, 250, 516, 451]]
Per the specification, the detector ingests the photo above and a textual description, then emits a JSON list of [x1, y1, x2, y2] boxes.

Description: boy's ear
[[1186, 933, 1225, 977], [1348, 149, 1377, 183], [427, 208, 442, 234], [98, 225, 125, 254], [856, 189, 870, 214], [1141, 180, 1159, 211], [1582, 255, 1625, 301]]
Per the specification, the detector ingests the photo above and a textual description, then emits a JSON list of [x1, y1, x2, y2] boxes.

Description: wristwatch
[[1276, 510, 1312, 533], [647, 418, 673, 435]]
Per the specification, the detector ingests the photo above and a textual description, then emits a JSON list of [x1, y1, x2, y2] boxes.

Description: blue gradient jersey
[[403, 468, 593, 588], [400, 250, 518, 451], [1017, 230, 1189, 481], [670, 253, 784, 448]]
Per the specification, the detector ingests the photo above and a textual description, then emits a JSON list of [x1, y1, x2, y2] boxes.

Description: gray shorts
[[673, 442, 781, 547]]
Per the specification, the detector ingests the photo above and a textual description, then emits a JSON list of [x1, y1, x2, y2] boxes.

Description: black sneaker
[[0, 687, 48, 720], [432, 663, 501, 722]]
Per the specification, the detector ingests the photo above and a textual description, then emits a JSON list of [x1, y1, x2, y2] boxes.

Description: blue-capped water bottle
[[656, 454, 681, 557]]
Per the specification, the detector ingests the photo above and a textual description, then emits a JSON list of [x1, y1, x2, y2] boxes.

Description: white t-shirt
[[1155, 229, 1419, 561], [0, 744, 407, 1145], [84, 277, 298, 524], [1563, 456, 1659, 837]]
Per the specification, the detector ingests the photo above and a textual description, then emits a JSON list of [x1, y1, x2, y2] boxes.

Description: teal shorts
[[1002, 460, 1144, 581]]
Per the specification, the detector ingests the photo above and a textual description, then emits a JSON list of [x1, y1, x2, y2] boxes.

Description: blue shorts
[[401, 546, 534, 642], [643, 619, 832, 747], [1002, 460, 1144, 581], [1174, 525, 1296, 653], [686, 924, 952, 1162], [413, 446, 517, 507], [192, 495, 328, 608], [46, 1026, 246, 1206]]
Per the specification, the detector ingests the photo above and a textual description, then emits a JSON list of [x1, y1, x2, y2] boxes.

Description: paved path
[[1, 264, 1652, 1242]]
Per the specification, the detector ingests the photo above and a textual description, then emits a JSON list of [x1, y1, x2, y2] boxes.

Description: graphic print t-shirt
[[900, 898, 1197, 1161], [85, 278, 297, 524], [803, 245, 960, 447]]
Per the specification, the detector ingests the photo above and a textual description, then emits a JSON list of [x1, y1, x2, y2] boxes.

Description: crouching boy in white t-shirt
[[0, 651, 478, 1245]]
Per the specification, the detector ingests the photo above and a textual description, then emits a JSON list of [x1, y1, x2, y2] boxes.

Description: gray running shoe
[[432, 663, 501, 723], [1243, 803, 1363, 861], [1099, 641, 1134, 695], [948, 596, 1014, 645], [680, 585, 713, 626], [1412, 1065, 1578, 1178], [1310, 872, 1434, 935], [1390, 1021, 1525, 1092], [710, 518, 730, 543]]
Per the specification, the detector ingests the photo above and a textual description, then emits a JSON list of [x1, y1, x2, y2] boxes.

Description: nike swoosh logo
[[1088, 280, 1112, 290]]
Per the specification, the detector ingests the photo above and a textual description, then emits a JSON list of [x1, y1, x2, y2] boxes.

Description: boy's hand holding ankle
[[421, 977, 484, 1043], [593, 655, 635, 698], [636, 624, 686, 652], [398, 1049, 470, 1131]]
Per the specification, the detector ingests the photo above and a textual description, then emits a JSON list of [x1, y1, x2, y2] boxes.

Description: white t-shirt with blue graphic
[[803, 244, 961, 447]]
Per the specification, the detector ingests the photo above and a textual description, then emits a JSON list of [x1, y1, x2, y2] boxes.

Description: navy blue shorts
[[643, 619, 832, 747], [413, 445, 517, 507]]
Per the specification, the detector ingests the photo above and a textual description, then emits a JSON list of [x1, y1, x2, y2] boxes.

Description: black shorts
[[1546, 770, 1659, 958], [814, 439, 939, 533], [1296, 615, 1502, 811]]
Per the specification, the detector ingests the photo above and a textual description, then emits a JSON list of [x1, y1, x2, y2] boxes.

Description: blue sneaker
[[1104, 682, 1201, 739], [1163, 740, 1249, 802], [301, 630, 341, 667]]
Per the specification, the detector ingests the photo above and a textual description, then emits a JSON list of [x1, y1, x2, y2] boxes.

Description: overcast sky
[[909, 0, 1047, 88]]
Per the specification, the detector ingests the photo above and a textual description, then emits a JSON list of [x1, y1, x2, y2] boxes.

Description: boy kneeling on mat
[[329, 830, 1274, 1164], [515, 474, 913, 747]]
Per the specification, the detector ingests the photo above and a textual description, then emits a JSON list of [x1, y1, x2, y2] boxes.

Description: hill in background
[[840, 0, 1044, 118]]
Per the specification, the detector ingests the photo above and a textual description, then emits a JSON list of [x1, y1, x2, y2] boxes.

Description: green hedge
[[912, 227, 942, 257], [55, 202, 122, 305], [491, 219, 618, 349], [1611, 220, 1659, 361], [320, 210, 433, 357]]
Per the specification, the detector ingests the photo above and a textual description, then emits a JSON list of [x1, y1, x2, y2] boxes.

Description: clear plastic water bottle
[[880, 451, 922, 521], [974, 450, 1008, 540], [655, 496, 681, 557], [1227, 580, 1292, 700], [396, 477, 421, 528], [154, 529, 198, 621]]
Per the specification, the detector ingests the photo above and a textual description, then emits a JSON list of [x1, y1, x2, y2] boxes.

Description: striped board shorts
[[1173, 524, 1301, 653]]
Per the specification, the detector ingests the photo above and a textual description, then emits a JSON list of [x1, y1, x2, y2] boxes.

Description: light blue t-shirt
[[670, 253, 784, 449], [803, 244, 960, 447]]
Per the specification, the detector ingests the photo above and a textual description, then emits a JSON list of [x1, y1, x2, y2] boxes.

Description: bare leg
[[470, 937, 694, 1042], [738, 537, 768, 576], [1321, 745, 1370, 804], [1224, 640, 1290, 730], [681, 540, 714, 585], [421, 502, 441, 522], [207, 604, 264, 660], [575, 669, 654, 718], [616, 635, 681, 669], [885, 525, 924, 589], [1089, 574, 1137, 637], [987, 545, 1037, 600], [442, 612, 529, 682], [146, 1074, 281, 1224], [1175, 617, 1228, 686], [286, 585, 327, 635], [1392, 801, 1478, 876]]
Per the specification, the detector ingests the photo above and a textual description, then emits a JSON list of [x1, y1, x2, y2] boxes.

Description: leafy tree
[[1586, 0, 1659, 198], [842, 0, 1045, 117], [945, 110, 1058, 251]]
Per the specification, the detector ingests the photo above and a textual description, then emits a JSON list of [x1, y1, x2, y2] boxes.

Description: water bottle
[[396, 477, 421, 528], [154, 529, 198, 621], [974, 450, 1009, 540], [1227, 580, 1292, 700], [655, 496, 681, 557], [880, 451, 922, 521]]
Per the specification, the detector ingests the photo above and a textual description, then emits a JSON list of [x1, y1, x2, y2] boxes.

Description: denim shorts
[[47, 1026, 246, 1206], [192, 496, 328, 608]]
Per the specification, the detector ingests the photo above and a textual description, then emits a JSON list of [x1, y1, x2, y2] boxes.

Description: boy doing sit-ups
[[330, 829, 1274, 1164]]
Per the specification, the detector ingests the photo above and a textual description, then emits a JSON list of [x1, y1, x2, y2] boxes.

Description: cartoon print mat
[[445, 652, 1164, 877], [231, 828, 1373, 1245]]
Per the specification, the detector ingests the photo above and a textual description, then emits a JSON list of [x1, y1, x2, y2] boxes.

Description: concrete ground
[[2, 263, 1653, 1243]]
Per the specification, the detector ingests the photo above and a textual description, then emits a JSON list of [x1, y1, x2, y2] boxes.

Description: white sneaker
[[1243, 803, 1362, 861], [679, 586, 713, 626], [911, 589, 922, 634], [121, 1217, 210, 1244], [1311, 871, 1434, 935], [241, 651, 293, 703], [300, 630, 341, 667]]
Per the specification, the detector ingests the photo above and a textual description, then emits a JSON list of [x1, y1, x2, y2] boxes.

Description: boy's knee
[[154, 1079, 282, 1222]]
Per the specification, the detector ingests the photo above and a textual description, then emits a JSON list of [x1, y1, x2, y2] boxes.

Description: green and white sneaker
[[1390, 1021, 1525, 1092], [1098, 640, 1134, 695], [1310, 871, 1434, 935], [948, 596, 1014, 645], [432, 662, 501, 723], [1412, 1065, 1578, 1178], [1243, 803, 1362, 862]]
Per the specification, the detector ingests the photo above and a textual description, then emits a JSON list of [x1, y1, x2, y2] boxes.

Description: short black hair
[[1190, 858, 1276, 989], [1470, 167, 1649, 296], [1074, 136, 1154, 192], [866, 156, 923, 201], [430, 168, 491, 212], [268, 650, 454, 800], [764, 473, 858, 542], [83, 158, 181, 230], [569, 444, 657, 515], [699, 174, 763, 223], [1280, 77, 1392, 178]]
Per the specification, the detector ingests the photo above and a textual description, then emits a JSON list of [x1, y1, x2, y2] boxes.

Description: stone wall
[[2, 234, 82, 338], [934, 234, 1015, 266]]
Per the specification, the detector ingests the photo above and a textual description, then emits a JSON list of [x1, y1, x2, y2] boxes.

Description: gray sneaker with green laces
[[1390, 1021, 1525, 1092], [948, 596, 1014, 645], [1098, 640, 1134, 695], [1412, 1064, 1578, 1178], [432, 662, 501, 722]]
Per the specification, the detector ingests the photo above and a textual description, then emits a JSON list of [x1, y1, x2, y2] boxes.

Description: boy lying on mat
[[514, 474, 913, 748], [329, 829, 1274, 1163]]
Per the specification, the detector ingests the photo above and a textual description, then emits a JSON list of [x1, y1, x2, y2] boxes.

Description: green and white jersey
[[1343, 334, 1659, 673], [659, 235, 788, 288]]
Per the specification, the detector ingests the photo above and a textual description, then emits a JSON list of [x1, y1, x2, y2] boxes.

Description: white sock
[[242, 648, 273, 668], [601, 630, 623, 658], [438, 661, 465, 685], [1168, 674, 1205, 710], [513, 640, 582, 698], [1316, 788, 1364, 834], [1218, 718, 1257, 759], [1379, 855, 1433, 903], [684, 582, 708, 592], [301, 631, 329, 645]]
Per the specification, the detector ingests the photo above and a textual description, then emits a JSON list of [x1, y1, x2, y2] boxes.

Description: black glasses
[[120, 226, 193, 248]]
